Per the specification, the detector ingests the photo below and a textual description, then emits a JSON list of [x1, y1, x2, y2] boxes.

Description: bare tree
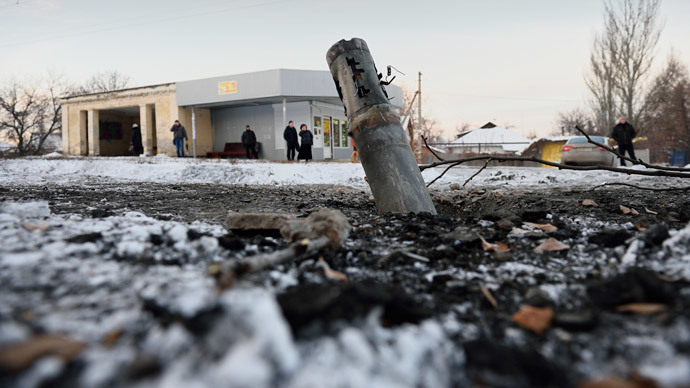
[[0, 75, 70, 155], [585, 32, 618, 134], [420, 117, 445, 142], [77, 70, 131, 94], [585, 0, 663, 134], [455, 122, 472, 135], [399, 87, 444, 142], [554, 108, 597, 136], [643, 53, 690, 162]]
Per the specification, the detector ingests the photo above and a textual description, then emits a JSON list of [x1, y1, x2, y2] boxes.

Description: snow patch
[[0, 201, 51, 219]]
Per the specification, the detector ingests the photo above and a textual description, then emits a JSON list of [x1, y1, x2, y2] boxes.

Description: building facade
[[60, 69, 403, 160]]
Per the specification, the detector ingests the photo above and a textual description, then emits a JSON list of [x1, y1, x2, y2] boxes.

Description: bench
[[207, 142, 261, 158]]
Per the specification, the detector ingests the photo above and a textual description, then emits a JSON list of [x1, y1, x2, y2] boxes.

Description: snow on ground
[[2, 157, 690, 387], [0, 201, 458, 387], [0, 156, 678, 189]]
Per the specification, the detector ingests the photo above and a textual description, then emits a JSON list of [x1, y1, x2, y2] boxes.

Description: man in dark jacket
[[241, 124, 258, 159], [170, 120, 188, 158], [283, 120, 299, 160], [131, 123, 143, 156], [611, 117, 637, 166]]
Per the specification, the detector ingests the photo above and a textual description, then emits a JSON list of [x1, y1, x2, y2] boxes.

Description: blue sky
[[1, 0, 689, 138]]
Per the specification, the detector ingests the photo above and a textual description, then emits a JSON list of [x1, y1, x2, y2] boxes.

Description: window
[[313, 116, 321, 135]]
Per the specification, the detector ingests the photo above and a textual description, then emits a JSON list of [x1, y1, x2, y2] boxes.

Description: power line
[[441, 91, 581, 104], [0, 0, 292, 48]]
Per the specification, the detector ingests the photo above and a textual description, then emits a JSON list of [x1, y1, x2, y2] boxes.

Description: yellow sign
[[218, 81, 237, 95]]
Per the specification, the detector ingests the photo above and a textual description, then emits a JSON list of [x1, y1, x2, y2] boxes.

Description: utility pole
[[418, 71, 422, 136], [417, 71, 423, 160]]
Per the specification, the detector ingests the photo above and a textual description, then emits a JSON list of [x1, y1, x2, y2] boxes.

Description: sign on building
[[218, 81, 237, 95]]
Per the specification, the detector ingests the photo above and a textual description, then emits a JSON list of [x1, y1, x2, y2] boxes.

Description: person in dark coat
[[170, 120, 188, 158], [131, 123, 143, 156], [297, 123, 313, 162], [283, 120, 299, 161], [241, 124, 258, 159], [611, 117, 638, 166]]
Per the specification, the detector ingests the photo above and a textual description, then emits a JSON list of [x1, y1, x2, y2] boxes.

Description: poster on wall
[[218, 81, 237, 95], [312, 116, 322, 147]]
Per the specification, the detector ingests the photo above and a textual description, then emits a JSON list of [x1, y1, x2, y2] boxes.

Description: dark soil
[[2, 182, 690, 387]]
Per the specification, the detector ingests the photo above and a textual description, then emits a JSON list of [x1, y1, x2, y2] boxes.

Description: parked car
[[560, 136, 616, 166]]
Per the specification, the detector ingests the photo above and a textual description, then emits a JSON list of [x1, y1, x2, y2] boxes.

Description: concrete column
[[140, 104, 155, 155], [282, 97, 286, 128], [79, 110, 88, 155], [87, 109, 99, 156], [61, 106, 69, 155]]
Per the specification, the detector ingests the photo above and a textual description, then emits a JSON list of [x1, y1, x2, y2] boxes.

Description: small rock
[[496, 219, 516, 231], [641, 224, 669, 246], [187, 229, 206, 240], [149, 234, 165, 245], [521, 209, 548, 222], [463, 339, 568, 387], [66, 232, 102, 244], [587, 268, 676, 309], [277, 281, 430, 335], [449, 183, 461, 190], [431, 273, 454, 287], [280, 209, 351, 249], [523, 287, 552, 307], [91, 208, 113, 218], [588, 228, 633, 248], [444, 226, 482, 244], [217, 234, 245, 250]]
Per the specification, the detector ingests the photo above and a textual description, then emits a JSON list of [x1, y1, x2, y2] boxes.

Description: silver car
[[560, 136, 616, 166]]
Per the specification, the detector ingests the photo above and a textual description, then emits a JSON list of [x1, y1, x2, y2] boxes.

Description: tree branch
[[574, 124, 690, 171], [420, 154, 690, 180], [591, 182, 690, 192], [422, 135, 445, 161], [426, 161, 461, 187], [463, 158, 490, 187]]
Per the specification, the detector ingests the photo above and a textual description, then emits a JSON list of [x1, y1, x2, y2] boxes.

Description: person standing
[[131, 123, 143, 156], [283, 120, 299, 161], [297, 123, 313, 163], [170, 120, 188, 158], [611, 117, 638, 166], [241, 124, 258, 159]]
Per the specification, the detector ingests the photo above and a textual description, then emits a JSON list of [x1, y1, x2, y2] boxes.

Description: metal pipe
[[326, 38, 436, 214], [192, 106, 197, 159]]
